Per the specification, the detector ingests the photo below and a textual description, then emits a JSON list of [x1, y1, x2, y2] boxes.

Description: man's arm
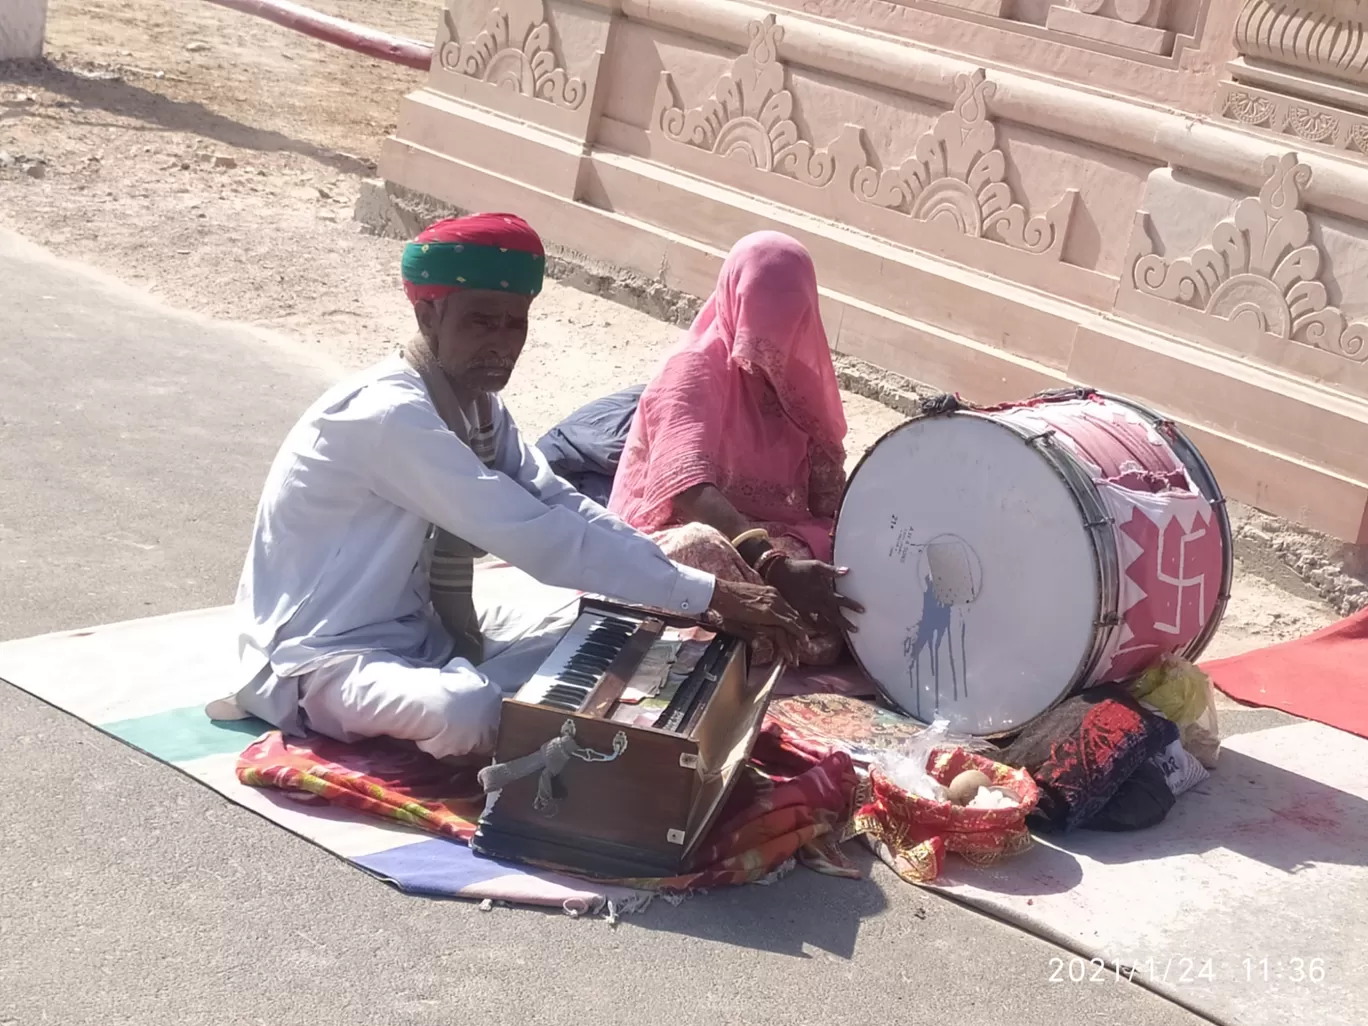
[[492, 399, 638, 537], [367, 395, 713, 618]]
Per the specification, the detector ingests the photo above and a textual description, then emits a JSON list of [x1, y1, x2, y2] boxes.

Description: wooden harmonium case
[[471, 596, 784, 879]]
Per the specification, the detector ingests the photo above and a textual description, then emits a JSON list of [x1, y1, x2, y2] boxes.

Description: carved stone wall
[[441, 5, 587, 110], [1121, 153, 1368, 392], [1217, 0, 1368, 159], [1234, 0, 1368, 89], [843, 69, 1077, 259], [426, 0, 605, 141], [651, 17, 1076, 263], [654, 16, 836, 186]]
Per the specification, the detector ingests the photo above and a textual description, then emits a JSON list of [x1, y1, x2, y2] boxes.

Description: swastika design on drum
[[833, 390, 1231, 737], [1105, 494, 1224, 683]]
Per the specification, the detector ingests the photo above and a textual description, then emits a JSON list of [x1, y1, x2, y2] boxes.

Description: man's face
[[416, 288, 532, 393]]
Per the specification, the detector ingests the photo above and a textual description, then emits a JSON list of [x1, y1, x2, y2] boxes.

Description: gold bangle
[[731, 527, 769, 549]]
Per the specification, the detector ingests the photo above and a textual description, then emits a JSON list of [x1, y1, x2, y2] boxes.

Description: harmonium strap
[[471, 596, 786, 880]]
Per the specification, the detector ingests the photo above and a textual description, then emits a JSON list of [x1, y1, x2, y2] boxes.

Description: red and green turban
[[402, 213, 546, 303]]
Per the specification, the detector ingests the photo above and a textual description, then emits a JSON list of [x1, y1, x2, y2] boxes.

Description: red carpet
[[1202, 607, 1368, 738]]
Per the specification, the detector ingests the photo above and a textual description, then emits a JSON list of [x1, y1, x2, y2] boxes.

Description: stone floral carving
[[440, 5, 585, 110], [1351, 125, 1368, 155], [1222, 90, 1277, 128], [1131, 153, 1367, 363], [850, 69, 1075, 257], [1285, 106, 1339, 143], [655, 15, 835, 186]]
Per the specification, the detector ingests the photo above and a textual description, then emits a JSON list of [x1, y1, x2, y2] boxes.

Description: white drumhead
[[834, 414, 1100, 735]]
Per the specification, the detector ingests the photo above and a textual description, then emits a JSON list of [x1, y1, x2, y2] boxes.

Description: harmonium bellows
[[471, 596, 785, 879]]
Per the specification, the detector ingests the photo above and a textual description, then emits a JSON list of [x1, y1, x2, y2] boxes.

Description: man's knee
[[411, 670, 504, 759]]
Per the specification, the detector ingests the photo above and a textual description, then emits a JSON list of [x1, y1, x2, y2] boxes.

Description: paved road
[[0, 230, 1207, 1026]]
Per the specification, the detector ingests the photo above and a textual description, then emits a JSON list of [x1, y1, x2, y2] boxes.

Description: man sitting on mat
[[215, 213, 804, 760]]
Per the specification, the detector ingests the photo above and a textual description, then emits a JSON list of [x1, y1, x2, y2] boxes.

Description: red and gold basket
[[852, 748, 1039, 883]]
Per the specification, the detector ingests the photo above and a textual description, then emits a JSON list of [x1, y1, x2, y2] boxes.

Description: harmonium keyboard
[[471, 596, 785, 879]]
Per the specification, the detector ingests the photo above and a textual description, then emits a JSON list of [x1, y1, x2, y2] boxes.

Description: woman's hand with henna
[[765, 558, 864, 635]]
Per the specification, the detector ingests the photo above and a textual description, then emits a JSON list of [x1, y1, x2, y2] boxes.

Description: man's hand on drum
[[765, 558, 864, 635], [707, 578, 808, 665]]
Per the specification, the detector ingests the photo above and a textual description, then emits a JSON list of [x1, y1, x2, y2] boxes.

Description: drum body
[[833, 390, 1232, 737]]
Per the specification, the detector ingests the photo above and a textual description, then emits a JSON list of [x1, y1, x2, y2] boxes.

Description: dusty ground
[[0, 0, 1338, 663]]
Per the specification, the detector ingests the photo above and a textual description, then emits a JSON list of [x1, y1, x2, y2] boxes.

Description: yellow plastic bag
[[1131, 655, 1220, 768]]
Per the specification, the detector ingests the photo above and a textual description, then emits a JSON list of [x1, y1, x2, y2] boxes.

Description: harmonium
[[471, 596, 785, 879]]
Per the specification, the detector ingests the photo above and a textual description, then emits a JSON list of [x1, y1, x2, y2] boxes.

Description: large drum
[[833, 389, 1232, 737]]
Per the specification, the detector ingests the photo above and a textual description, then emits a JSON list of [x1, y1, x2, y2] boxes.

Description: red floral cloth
[[237, 722, 860, 894], [238, 732, 486, 841], [854, 749, 1039, 883]]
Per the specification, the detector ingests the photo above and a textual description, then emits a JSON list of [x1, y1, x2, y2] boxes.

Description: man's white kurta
[[234, 355, 714, 737]]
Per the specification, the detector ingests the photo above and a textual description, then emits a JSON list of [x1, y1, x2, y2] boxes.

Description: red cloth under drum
[[1203, 606, 1368, 739]]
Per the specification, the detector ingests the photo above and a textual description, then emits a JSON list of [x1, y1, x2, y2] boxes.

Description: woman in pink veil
[[609, 231, 861, 664]]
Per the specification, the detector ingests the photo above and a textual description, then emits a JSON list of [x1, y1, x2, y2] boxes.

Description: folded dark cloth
[[1084, 761, 1176, 832], [1000, 685, 1180, 834], [535, 385, 644, 506]]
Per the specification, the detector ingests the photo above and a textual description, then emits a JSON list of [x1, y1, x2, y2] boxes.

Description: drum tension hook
[[1024, 429, 1056, 446]]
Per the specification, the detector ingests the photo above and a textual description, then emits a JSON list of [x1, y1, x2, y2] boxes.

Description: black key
[[569, 649, 614, 664], [562, 669, 603, 684], [545, 686, 588, 705], [563, 670, 602, 684], [574, 650, 616, 666], [566, 657, 611, 672], [583, 630, 626, 644], [565, 657, 608, 674]]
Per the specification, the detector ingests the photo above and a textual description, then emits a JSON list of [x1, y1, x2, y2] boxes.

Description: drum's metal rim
[[831, 401, 1114, 740]]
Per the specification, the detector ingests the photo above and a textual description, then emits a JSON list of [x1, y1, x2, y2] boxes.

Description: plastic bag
[[873, 719, 994, 802], [1130, 655, 1220, 769]]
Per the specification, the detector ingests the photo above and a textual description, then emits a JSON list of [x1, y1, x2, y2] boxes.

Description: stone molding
[[849, 0, 1202, 70], [1044, 0, 1175, 56], [1071, 0, 1165, 25], [1128, 153, 1367, 364]]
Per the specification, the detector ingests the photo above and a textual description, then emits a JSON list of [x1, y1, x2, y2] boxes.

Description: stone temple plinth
[[378, 0, 1368, 544]]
